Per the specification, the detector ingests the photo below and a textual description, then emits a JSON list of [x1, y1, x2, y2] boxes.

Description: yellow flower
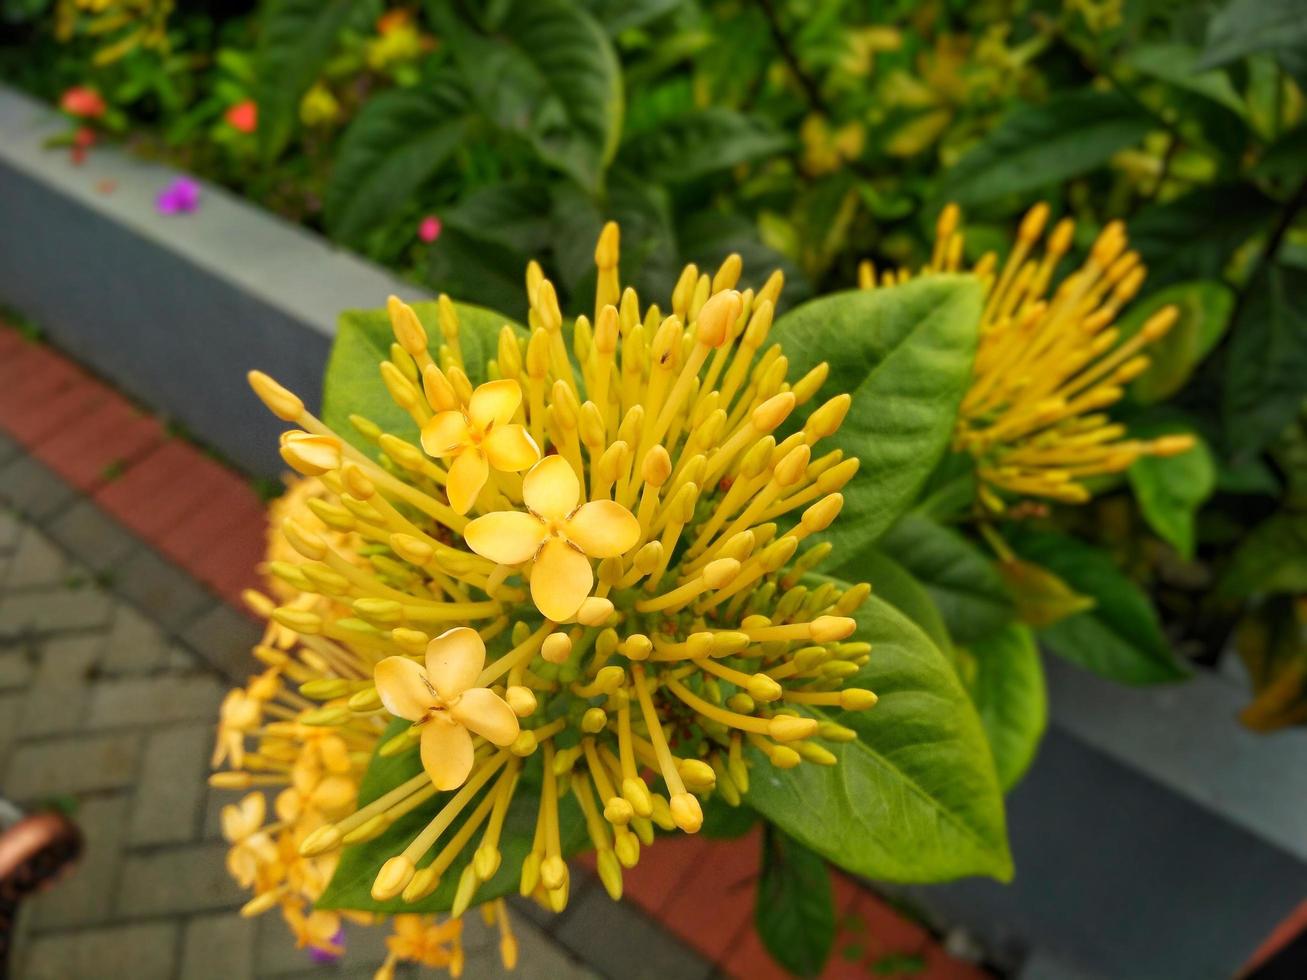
[[420, 379, 540, 514], [464, 455, 640, 621], [862, 203, 1195, 511], [212, 689, 262, 768], [374, 627, 520, 789], [300, 83, 340, 128], [219, 219, 876, 944]]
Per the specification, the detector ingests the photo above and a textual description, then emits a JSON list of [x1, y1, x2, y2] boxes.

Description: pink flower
[[61, 87, 106, 120], [418, 215, 442, 243], [225, 100, 258, 134], [156, 177, 201, 215]]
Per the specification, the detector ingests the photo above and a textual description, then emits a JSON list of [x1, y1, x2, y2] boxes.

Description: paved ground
[[0, 436, 715, 979]]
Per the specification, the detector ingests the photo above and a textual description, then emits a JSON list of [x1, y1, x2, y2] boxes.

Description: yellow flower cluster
[[55, 0, 173, 64], [861, 203, 1194, 512], [211, 222, 875, 968]]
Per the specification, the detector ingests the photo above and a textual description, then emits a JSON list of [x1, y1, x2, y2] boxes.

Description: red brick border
[[0, 323, 1005, 978]]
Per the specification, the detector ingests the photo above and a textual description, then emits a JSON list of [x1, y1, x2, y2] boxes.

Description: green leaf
[[323, 300, 525, 452], [1218, 512, 1307, 598], [940, 91, 1152, 205], [438, 0, 622, 191], [1127, 43, 1246, 117], [622, 108, 791, 184], [324, 81, 471, 246], [1007, 530, 1188, 684], [1129, 184, 1277, 290], [255, 0, 363, 161], [318, 720, 587, 913], [755, 829, 836, 978], [958, 625, 1047, 792], [1118, 281, 1233, 404], [1255, 125, 1307, 181], [769, 277, 982, 558], [1127, 427, 1216, 559], [581, 0, 683, 34], [876, 515, 1013, 645], [827, 547, 952, 657], [746, 584, 1013, 884], [1196, 0, 1307, 71], [1223, 263, 1307, 457]]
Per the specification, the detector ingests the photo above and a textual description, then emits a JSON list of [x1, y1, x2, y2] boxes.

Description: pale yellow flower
[[420, 379, 540, 514], [211, 689, 262, 768], [374, 628, 520, 790], [463, 455, 640, 621]]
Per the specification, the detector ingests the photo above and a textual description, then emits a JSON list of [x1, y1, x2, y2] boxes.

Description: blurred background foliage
[[1, 0, 1305, 733]]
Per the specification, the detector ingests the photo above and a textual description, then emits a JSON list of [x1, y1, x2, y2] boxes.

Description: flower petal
[[420, 411, 471, 458], [446, 448, 489, 515], [468, 379, 522, 430], [374, 656, 436, 722], [451, 687, 520, 746], [522, 455, 580, 521], [464, 510, 547, 565], [531, 537, 593, 621], [564, 500, 642, 558], [425, 626, 486, 700], [483, 424, 540, 473], [420, 718, 475, 790]]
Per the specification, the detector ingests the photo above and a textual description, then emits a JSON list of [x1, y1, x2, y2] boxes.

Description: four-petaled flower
[[374, 627, 520, 790], [420, 380, 539, 514], [464, 455, 640, 621]]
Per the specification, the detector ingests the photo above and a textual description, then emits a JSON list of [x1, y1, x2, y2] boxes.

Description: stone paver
[[181, 913, 256, 980], [22, 921, 179, 980], [129, 724, 210, 844]]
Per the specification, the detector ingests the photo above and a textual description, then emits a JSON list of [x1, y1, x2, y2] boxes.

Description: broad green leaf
[[996, 558, 1094, 629], [746, 585, 1013, 884], [1119, 281, 1233, 404], [877, 515, 1013, 645], [318, 720, 586, 913], [582, 0, 684, 34], [940, 91, 1152, 205], [1218, 513, 1307, 598], [1127, 427, 1216, 559], [1223, 263, 1307, 457], [957, 625, 1046, 792], [255, 0, 364, 161], [1129, 184, 1277, 290], [1007, 530, 1187, 684], [827, 547, 952, 657], [324, 81, 471, 246], [1196, 0, 1307, 71], [1127, 43, 1246, 117], [323, 301, 525, 453], [1255, 125, 1307, 181], [769, 277, 982, 558], [622, 108, 791, 184], [437, 0, 622, 191], [699, 799, 759, 840], [755, 829, 836, 978]]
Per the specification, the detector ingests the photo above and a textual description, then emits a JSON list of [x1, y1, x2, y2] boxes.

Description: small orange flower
[[226, 100, 258, 134], [60, 86, 105, 119], [463, 455, 640, 621]]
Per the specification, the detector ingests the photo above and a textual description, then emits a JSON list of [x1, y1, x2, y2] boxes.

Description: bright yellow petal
[[564, 500, 641, 558], [446, 448, 489, 515], [374, 656, 436, 722], [463, 510, 547, 565], [482, 424, 540, 472], [468, 379, 522, 430], [420, 718, 475, 791], [531, 537, 592, 621], [420, 411, 471, 457], [450, 687, 520, 746], [425, 626, 486, 700], [522, 455, 580, 521]]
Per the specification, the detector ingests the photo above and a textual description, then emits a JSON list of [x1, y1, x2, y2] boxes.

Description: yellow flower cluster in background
[[861, 203, 1194, 513], [211, 223, 876, 973], [55, 0, 172, 64]]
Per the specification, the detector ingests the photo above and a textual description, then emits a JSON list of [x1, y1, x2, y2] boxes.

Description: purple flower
[[156, 177, 201, 215], [307, 927, 346, 964]]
